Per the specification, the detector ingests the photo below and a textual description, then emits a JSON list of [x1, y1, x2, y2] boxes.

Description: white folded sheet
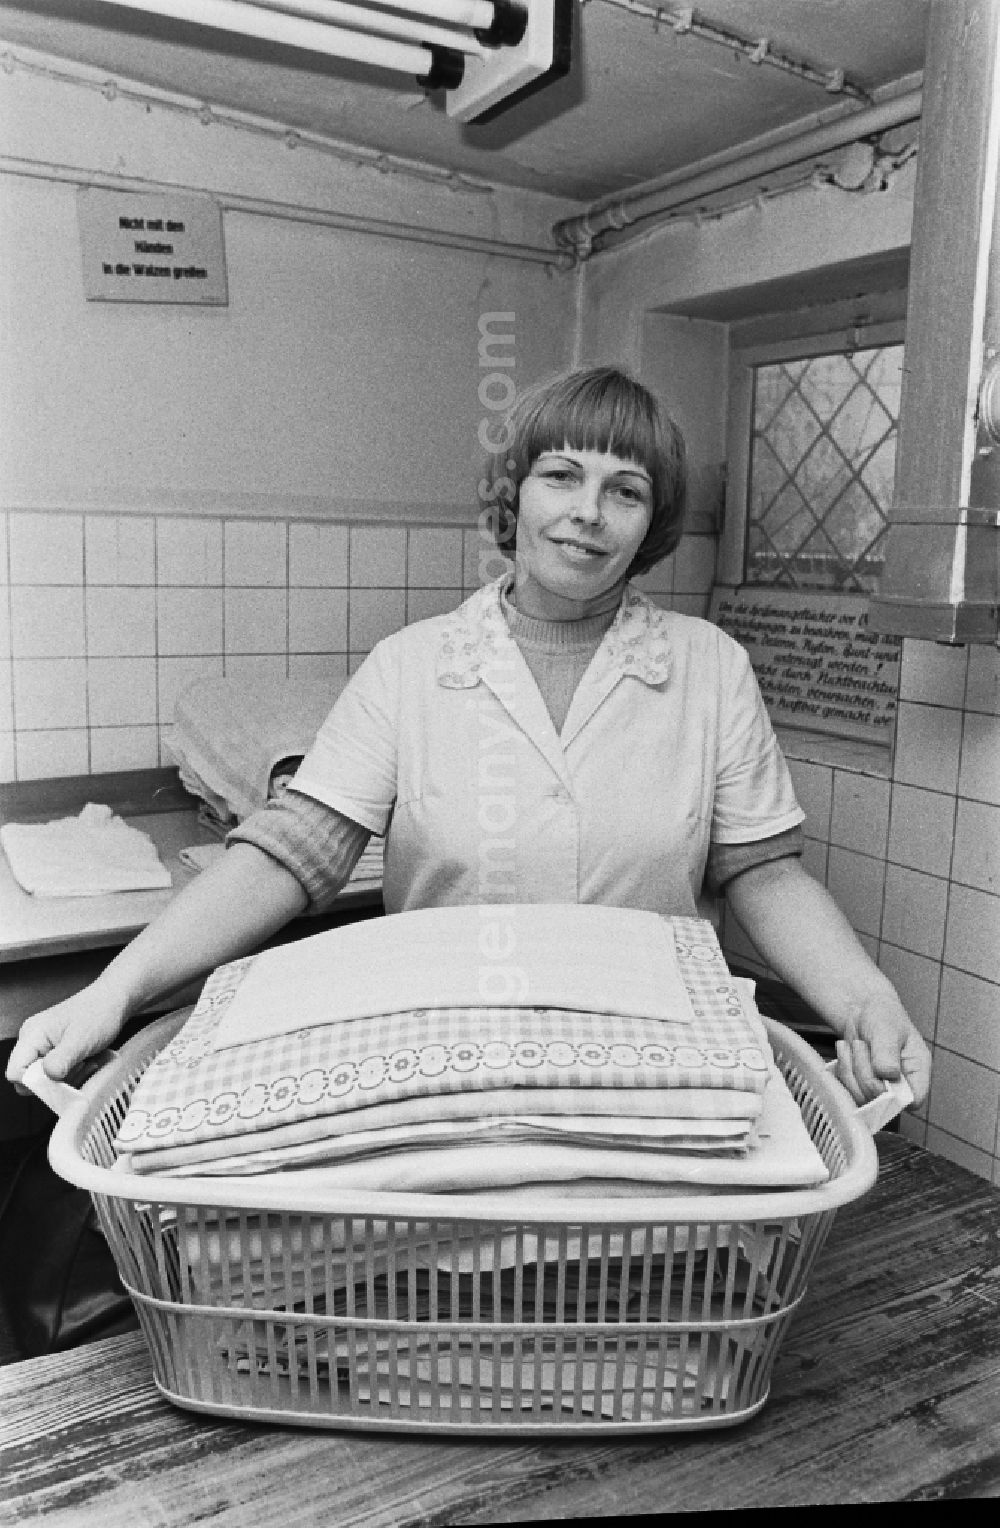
[[208, 902, 696, 1049], [0, 803, 172, 897]]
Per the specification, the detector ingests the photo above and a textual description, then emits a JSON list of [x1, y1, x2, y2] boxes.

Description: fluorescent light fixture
[[92, 0, 568, 119]]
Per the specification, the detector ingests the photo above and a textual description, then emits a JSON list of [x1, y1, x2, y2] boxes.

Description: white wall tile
[[407, 527, 463, 589], [8, 513, 83, 584], [406, 587, 463, 624], [289, 588, 348, 653], [0, 660, 11, 731], [672, 535, 717, 594], [289, 523, 349, 587], [86, 587, 156, 657], [830, 772, 890, 857], [88, 658, 157, 727], [156, 518, 223, 585], [15, 728, 88, 780], [952, 797, 1000, 894], [157, 588, 224, 655], [347, 652, 369, 675], [965, 646, 1000, 716], [882, 863, 950, 961], [826, 845, 886, 938], [899, 638, 969, 707], [632, 558, 674, 596], [786, 759, 833, 841], [958, 712, 1000, 806], [938, 966, 1000, 1070], [225, 588, 287, 653], [224, 655, 288, 683], [13, 659, 87, 730], [944, 882, 1000, 985], [156, 655, 224, 727], [89, 725, 160, 773], [10, 587, 85, 658], [668, 593, 711, 618], [888, 783, 957, 879], [0, 517, 8, 585], [0, 600, 8, 662], [224, 520, 287, 587], [0, 731, 14, 784], [877, 943, 941, 1043], [800, 835, 829, 885], [288, 652, 349, 684], [923, 1125, 994, 1182], [349, 588, 406, 651], [464, 527, 511, 589], [898, 1111, 928, 1148], [350, 526, 406, 587], [85, 516, 155, 584], [926, 1047, 1000, 1154], [892, 701, 963, 794]]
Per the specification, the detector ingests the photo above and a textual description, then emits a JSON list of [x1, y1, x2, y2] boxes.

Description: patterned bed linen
[[115, 917, 772, 1164]]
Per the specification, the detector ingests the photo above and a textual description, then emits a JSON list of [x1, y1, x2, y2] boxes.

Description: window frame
[[719, 315, 907, 588]]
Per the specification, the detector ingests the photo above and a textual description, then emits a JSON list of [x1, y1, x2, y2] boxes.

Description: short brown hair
[[480, 365, 687, 578]]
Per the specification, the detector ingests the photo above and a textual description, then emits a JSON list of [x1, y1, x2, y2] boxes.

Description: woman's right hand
[[5, 981, 129, 1091]]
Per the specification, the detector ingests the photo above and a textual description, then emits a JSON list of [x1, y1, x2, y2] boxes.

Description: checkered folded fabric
[[115, 917, 772, 1160]]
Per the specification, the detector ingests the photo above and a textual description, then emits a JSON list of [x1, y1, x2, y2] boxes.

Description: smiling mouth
[[552, 538, 605, 556]]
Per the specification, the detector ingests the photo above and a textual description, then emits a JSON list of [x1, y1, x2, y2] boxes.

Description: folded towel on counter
[[114, 915, 772, 1165], [0, 804, 172, 897], [207, 903, 696, 1050], [167, 674, 344, 824]]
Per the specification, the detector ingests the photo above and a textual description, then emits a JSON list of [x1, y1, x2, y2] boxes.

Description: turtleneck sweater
[[500, 586, 617, 734]]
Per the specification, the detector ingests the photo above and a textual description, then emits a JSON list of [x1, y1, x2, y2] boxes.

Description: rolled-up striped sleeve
[[705, 825, 804, 894], [227, 789, 373, 912]]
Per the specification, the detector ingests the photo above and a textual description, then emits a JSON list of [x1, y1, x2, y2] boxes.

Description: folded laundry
[[125, 1084, 764, 1175], [114, 915, 771, 1164], [141, 1066, 822, 1194], [168, 674, 343, 824], [0, 803, 172, 897], [205, 903, 698, 1050]]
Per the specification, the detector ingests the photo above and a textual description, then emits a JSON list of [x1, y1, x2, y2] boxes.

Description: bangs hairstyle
[[480, 366, 687, 578]]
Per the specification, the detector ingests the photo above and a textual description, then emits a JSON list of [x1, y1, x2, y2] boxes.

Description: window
[[746, 344, 903, 592], [719, 316, 906, 588], [714, 313, 906, 762]]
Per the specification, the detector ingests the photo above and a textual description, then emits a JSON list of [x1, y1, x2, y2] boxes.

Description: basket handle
[[826, 1059, 914, 1133], [21, 1050, 119, 1118]]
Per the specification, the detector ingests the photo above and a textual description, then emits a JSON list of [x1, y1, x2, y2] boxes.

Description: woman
[[7, 366, 931, 1108]]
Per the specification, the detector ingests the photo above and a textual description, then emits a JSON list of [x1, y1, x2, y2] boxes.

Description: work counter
[[2, 1136, 999, 1519]]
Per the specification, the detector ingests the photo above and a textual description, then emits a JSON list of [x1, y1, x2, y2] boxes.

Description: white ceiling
[[0, 0, 930, 202]]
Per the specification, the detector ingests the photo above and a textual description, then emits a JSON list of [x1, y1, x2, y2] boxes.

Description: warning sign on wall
[[77, 188, 228, 305]]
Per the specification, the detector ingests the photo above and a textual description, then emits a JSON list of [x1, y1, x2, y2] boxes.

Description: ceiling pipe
[[553, 88, 923, 261], [0, 153, 572, 269]]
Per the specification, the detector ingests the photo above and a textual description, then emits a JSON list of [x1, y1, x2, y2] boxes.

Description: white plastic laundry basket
[[33, 1012, 879, 1436]]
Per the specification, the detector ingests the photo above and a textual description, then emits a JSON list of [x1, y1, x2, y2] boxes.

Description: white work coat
[[292, 577, 803, 918]]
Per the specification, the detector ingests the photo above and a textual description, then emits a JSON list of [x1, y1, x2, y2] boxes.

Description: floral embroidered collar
[[436, 574, 674, 689]]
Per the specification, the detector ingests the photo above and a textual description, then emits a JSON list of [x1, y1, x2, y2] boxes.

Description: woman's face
[[512, 446, 654, 620]]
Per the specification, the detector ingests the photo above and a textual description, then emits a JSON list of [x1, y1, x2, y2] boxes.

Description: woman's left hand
[[833, 992, 932, 1109]]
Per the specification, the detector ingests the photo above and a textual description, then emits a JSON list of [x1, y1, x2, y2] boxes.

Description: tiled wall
[[0, 509, 718, 782], [721, 636, 1000, 1188]]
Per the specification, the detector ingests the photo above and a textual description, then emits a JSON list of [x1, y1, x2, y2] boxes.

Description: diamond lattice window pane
[[747, 343, 902, 591]]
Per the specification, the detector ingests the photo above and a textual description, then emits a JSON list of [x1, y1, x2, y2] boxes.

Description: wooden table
[[2, 1136, 999, 1520]]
